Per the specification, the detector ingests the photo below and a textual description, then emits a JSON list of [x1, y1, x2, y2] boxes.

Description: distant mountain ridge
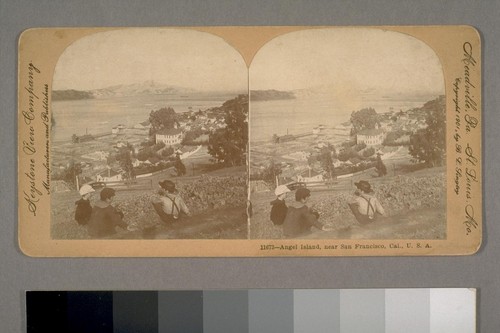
[[53, 81, 201, 101], [52, 90, 94, 101], [250, 90, 295, 101]]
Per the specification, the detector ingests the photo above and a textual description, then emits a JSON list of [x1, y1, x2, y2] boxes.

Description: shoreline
[[51, 93, 234, 142]]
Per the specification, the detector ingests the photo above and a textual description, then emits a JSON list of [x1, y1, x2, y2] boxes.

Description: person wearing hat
[[269, 185, 291, 225], [282, 187, 330, 237], [87, 187, 127, 238], [154, 180, 190, 223], [348, 180, 386, 224], [74, 184, 95, 225]]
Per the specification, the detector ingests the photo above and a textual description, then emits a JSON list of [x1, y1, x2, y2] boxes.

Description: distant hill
[[52, 81, 201, 100], [52, 90, 94, 101], [91, 80, 197, 98], [250, 90, 295, 101]]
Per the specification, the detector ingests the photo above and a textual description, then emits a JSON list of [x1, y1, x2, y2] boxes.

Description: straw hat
[[79, 184, 95, 196], [274, 185, 291, 196]]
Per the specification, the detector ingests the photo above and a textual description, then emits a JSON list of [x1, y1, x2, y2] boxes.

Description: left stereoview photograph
[[19, 28, 249, 245]]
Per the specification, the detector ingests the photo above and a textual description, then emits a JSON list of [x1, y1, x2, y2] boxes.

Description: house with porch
[[356, 128, 385, 146], [155, 128, 184, 146]]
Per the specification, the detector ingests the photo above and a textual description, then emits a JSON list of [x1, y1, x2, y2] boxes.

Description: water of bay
[[249, 95, 436, 142], [51, 94, 232, 142], [52, 93, 437, 143]]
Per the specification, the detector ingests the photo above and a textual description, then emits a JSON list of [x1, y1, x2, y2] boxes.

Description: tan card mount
[[18, 26, 481, 256]]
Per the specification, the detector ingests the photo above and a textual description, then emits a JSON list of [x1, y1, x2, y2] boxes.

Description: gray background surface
[[0, 0, 497, 331]]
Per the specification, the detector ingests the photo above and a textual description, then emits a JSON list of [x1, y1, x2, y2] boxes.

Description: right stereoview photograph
[[249, 28, 446, 240]]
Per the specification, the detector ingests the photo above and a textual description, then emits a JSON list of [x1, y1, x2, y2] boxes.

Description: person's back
[[160, 193, 190, 219], [348, 180, 386, 224], [270, 198, 287, 225], [75, 198, 92, 225], [283, 204, 313, 237], [156, 180, 190, 222], [87, 201, 120, 237], [87, 188, 126, 238], [283, 188, 326, 238]]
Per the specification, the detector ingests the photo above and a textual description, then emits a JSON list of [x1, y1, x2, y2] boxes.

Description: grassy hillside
[[51, 173, 247, 239], [250, 167, 446, 240]]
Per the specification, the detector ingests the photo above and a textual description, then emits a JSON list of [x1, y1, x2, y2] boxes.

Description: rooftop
[[358, 129, 384, 136], [156, 128, 183, 136]]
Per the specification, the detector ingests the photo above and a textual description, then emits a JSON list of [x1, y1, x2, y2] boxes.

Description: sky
[[52, 28, 248, 92], [53, 28, 445, 98], [249, 28, 445, 97]]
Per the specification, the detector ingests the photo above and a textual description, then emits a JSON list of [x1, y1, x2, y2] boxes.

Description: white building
[[155, 128, 184, 145], [96, 169, 123, 182], [297, 170, 324, 183], [356, 129, 385, 146]]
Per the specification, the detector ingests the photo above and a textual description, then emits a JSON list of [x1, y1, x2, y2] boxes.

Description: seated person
[[270, 185, 290, 225], [152, 180, 190, 224], [283, 188, 330, 238], [348, 180, 386, 224], [74, 184, 95, 225], [87, 188, 127, 238]]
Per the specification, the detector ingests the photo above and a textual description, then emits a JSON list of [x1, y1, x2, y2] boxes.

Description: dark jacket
[[283, 203, 323, 237], [87, 200, 127, 238], [270, 198, 287, 225], [74, 198, 92, 225]]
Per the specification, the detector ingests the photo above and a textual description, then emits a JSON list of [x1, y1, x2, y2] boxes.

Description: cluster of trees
[[304, 141, 383, 180], [363, 147, 376, 158], [115, 148, 135, 180], [383, 130, 411, 146], [148, 97, 249, 168], [207, 95, 248, 167], [308, 145, 337, 179], [134, 161, 174, 175], [52, 161, 82, 186], [251, 154, 387, 185], [251, 146, 385, 185], [350, 107, 379, 135], [182, 128, 209, 145], [253, 160, 283, 184], [337, 142, 375, 162], [408, 96, 446, 167], [349, 97, 446, 169], [334, 160, 377, 176], [148, 107, 178, 136], [106, 139, 185, 178], [132, 154, 186, 177], [136, 142, 174, 162]]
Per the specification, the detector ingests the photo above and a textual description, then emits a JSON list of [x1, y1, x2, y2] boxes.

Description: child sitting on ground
[[270, 185, 290, 226], [74, 184, 95, 225]]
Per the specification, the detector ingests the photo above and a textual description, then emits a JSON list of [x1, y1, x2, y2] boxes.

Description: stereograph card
[[17, 26, 482, 256]]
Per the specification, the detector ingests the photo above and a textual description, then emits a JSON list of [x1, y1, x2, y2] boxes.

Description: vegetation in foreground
[[52, 175, 247, 239], [250, 170, 446, 240]]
